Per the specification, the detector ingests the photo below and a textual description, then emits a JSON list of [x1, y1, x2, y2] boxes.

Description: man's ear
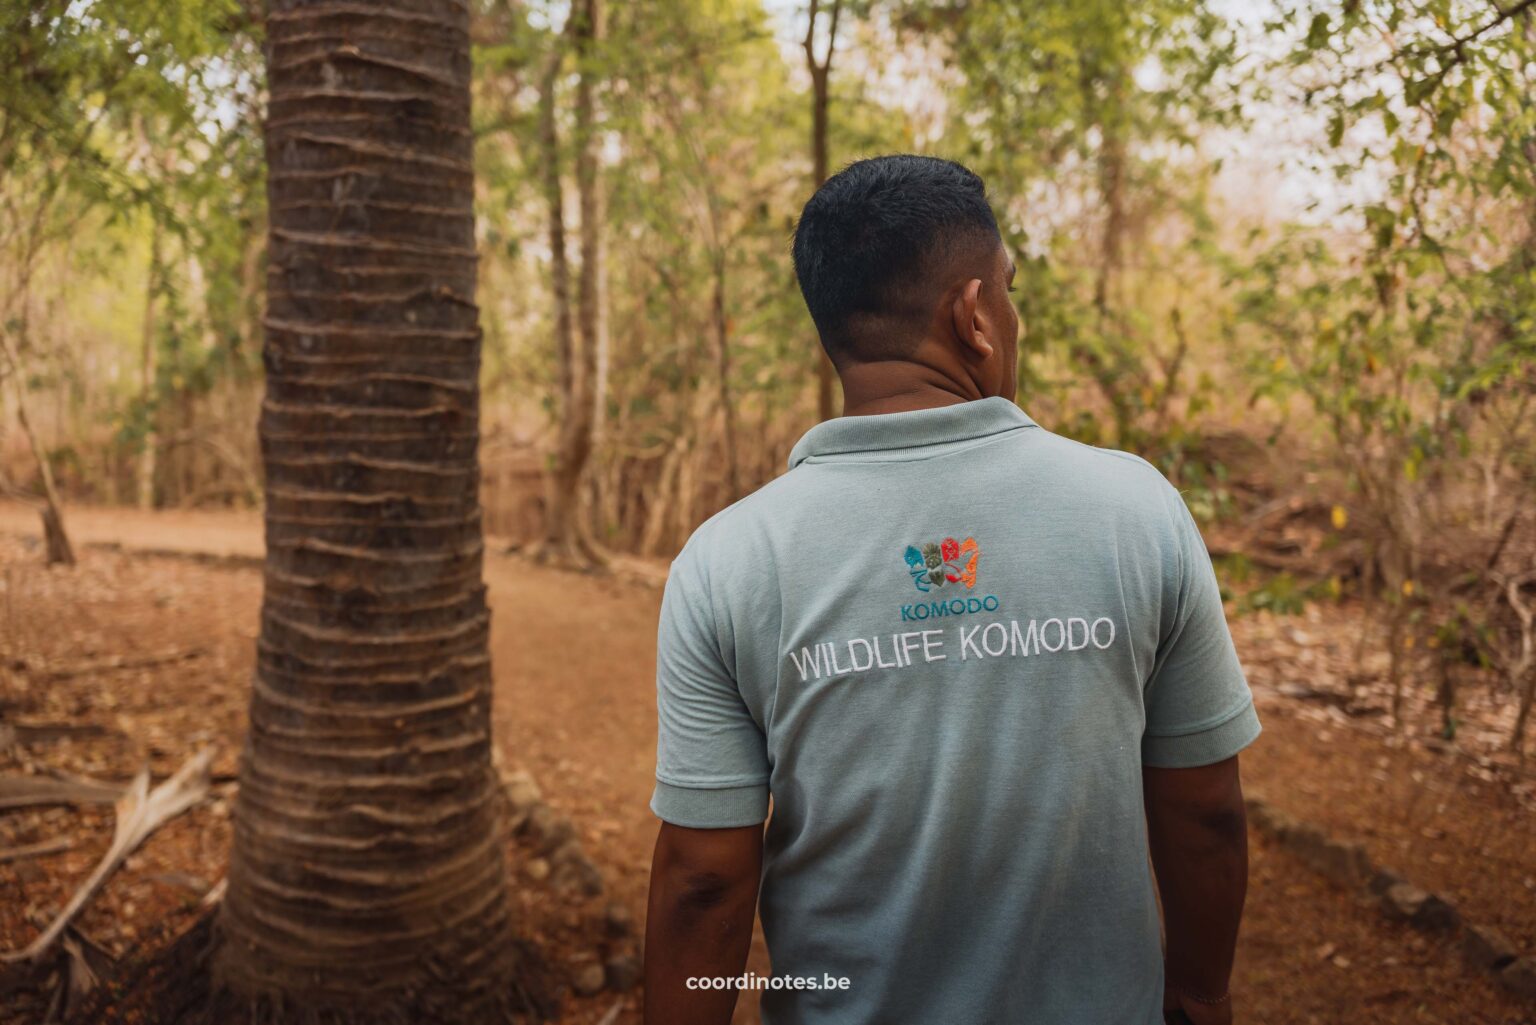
[[950, 278, 994, 359]]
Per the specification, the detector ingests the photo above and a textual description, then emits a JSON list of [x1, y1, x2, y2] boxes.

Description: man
[[644, 155, 1259, 1025]]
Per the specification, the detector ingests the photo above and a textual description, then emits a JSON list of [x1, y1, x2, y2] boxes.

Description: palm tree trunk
[[214, 1, 530, 1017]]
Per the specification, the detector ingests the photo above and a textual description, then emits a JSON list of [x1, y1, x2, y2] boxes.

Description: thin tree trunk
[[1505, 575, 1535, 753], [674, 431, 698, 552], [1435, 653, 1456, 740], [535, 11, 603, 567], [1387, 598, 1408, 730], [3, 345, 74, 566], [137, 220, 162, 510], [236, 221, 264, 358], [0, 299, 74, 565], [805, 0, 842, 422], [599, 391, 627, 543], [711, 254, 740, 500], [641, 435, 684, 556], [1092, 123, 1125, 315], [573, 0, 610, 553], [1514, 668, 1536, 754], [582, 0, 610, 450], [1088, 91, 1136, 446], [539, 36, 576, 532], [213, 2, 537, 1017], [181, 248, 223, 504]]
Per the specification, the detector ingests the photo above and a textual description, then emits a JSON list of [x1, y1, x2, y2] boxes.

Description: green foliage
[[1236, 0, 1536, 600], [891, 0, 1247, 459], [0, 1, 263, 503], [0, 0, 255, 221], [1237, 572, 1306, 615], [2, 0, 1533, 610], [475, 0, 898, 521], [1174, 455, 1235, 524]]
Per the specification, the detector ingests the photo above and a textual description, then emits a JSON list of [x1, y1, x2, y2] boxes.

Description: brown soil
[[1233, 607, 1536, 956], [2, 504, 1534, 1024]]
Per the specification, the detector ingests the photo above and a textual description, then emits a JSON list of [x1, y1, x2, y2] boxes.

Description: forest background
[[2, 0, 1535, 751]]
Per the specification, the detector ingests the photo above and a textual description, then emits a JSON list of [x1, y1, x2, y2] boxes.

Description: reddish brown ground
[[1, 503, 1533, 1025]]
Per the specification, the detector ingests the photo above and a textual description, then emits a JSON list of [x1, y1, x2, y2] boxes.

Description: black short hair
[[792, 154, 1000, 363]]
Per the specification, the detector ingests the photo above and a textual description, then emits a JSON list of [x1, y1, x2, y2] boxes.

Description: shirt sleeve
[[651, 546, 770, 828], [1141, 487, 1262, 768]]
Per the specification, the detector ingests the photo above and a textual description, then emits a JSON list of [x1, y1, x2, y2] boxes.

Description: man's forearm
[[644, 824, 762, 1025], [1144, 758, 1248, 1015], [1151, 807, 1247, 995]]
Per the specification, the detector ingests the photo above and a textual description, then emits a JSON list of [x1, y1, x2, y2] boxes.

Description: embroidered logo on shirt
[[903, 536, 979, 592]]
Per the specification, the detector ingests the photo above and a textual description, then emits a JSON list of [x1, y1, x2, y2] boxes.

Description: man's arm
[[1144, 755, 1248, 1025], [644, 821, 763, 1025]]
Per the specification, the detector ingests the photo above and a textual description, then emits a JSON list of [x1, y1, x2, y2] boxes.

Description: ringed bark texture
[[217, 0, 517, 1016]]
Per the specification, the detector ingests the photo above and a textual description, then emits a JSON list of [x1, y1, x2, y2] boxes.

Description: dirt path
[[0, 504, 265, 564], [2, 504, 1534, 1024]]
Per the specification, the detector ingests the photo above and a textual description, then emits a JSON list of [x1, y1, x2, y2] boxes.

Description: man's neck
[[837, 360, 987, 417]]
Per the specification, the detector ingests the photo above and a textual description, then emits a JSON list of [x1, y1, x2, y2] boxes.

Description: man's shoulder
[[670, 428, 1188, 576], [1027, 428, 1183, 508], [669, 469, 809, 575]]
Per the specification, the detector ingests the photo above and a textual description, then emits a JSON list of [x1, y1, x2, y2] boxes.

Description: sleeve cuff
[[651, 780, 769, 828], [1142, 699, 1262, 768]]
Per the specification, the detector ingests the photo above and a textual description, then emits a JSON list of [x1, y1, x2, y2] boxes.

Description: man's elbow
[[1144, 756, 1249, 844], [1190, 801, 1247, 842], [673, 869, 751, 913], [649, 822, 763, 927]]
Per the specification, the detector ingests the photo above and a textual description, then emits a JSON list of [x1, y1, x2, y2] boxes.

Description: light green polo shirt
[[652, 397, 1260, 1025]]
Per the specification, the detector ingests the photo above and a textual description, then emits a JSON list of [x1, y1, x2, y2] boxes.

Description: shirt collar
[[788, 397, 1039, 470]]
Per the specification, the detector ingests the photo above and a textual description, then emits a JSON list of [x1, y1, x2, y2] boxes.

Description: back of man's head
[[792, 154, 1001, 366]]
